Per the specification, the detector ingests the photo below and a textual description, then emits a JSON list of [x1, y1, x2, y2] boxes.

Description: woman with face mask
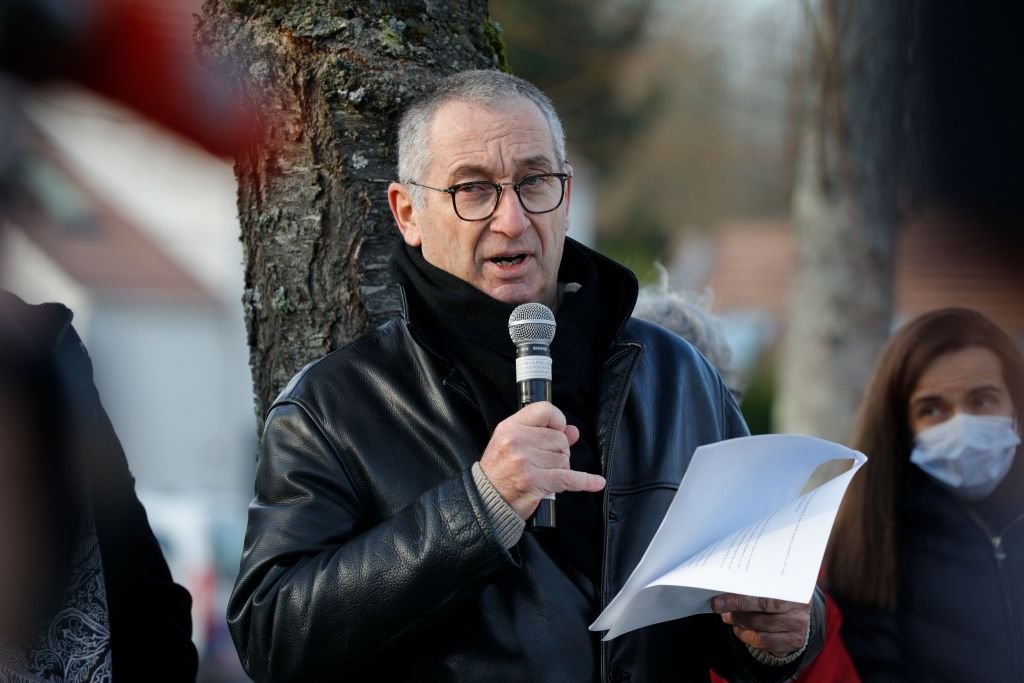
[[823, 308, 1024, 682]]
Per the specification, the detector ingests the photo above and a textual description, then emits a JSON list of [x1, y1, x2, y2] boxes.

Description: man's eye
[[519, 175, 547, 187], [455, 183, 492, 194]]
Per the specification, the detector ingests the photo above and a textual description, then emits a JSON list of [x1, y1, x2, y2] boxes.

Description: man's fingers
[[711, 594, 805, 615], [489, 424, 571, 459], [720, 610, 807, 634], [518, 426, 571, 455], [730, 626, 806, 657], [548, 468, 606, 493], [529, 449, 572, 472], [514, 401, 568, 431], [565, 424, 580, 446], [715, 593, 811, 658]]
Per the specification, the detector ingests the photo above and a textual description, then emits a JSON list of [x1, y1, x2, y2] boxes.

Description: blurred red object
[[1, 0, 255, 158], [72, 0, 255, 157]]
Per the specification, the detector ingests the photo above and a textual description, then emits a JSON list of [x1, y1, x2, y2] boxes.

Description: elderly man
[[228, 70, 824, 682]]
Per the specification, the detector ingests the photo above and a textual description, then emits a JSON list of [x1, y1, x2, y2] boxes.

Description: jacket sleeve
[[227, 400, 519, 682], [58, 325, 199, 682]]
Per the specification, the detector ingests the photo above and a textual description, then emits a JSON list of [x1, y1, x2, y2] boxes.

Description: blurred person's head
[[633, 268, 739, 395], [825, 308, 1024, 608], [388, 70, 572, 310], [0, 313, 75, 645]]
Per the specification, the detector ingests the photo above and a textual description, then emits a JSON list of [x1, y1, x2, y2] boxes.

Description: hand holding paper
[[712, 593, 811, 656], [590, 434, 866, 641]]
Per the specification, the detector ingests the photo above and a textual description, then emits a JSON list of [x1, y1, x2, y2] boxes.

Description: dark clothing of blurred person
[[824, 308, 1024, 682], [838, 465, 1024, 682], [229, 70, 824, 682], [0, 291, 198, 682]]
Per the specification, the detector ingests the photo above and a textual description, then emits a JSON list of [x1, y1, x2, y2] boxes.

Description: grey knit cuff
[[744, 596, 816, 667], [471, 462, 525, 549]]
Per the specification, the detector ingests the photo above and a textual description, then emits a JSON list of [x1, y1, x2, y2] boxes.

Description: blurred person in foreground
[[823, 308, 1024, 682], [0, 292, 198, 681], [228, 69, 825, 682], [634, 280, 861, 683], [0, 2, 252, 680]]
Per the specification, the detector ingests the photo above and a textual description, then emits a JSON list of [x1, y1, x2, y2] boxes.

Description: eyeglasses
[[405, 172, 572, 221]]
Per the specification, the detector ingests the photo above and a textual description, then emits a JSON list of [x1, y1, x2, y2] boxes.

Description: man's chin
[[481, 282, 548, 308]]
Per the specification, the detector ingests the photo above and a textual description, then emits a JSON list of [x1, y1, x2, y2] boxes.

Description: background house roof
[[707, 214, 1024, 336]]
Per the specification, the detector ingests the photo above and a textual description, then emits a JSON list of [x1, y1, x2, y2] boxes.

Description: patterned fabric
[[0, 518, 112, 683]]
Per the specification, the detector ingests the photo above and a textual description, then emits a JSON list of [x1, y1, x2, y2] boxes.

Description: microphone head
[[508, 303, 557, 345]]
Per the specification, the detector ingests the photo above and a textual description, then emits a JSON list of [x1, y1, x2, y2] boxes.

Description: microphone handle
[[518, 377, 556, 529], [518, 378, 550, 407]]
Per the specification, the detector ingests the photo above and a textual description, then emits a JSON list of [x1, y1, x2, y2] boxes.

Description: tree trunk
[[195, 1, 504, 419], [776, 1, 918, 442]]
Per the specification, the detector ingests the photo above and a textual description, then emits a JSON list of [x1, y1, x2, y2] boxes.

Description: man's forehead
[[426, 97, 557, 173]]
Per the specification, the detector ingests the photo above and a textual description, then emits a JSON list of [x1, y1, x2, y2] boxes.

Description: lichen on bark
[[195, 0, 500, 419]]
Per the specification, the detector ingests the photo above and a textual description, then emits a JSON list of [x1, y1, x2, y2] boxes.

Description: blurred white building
[[2, 90, 255, 677], [3, 88, 257, 500]]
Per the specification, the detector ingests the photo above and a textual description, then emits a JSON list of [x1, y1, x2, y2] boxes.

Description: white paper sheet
[[589, 434, 867, 640]]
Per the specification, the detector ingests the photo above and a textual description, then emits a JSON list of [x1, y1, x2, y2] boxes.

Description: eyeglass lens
[[453, 175, 565, 220]]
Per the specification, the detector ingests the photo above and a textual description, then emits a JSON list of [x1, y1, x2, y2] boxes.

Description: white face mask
[[910, 413, 1021, 501]]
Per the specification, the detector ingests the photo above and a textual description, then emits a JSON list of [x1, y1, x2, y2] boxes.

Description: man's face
[[389, 97, 571, 309]]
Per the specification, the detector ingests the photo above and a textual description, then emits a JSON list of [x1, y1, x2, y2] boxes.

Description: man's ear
[[388, 182, 422, 247]]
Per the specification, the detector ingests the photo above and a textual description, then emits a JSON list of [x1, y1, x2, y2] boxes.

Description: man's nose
[[488, 186, 530, 238]]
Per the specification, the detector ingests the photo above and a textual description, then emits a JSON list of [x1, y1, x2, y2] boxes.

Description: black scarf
[[391, 239, 622, 434], [391, 238, 635, 599]]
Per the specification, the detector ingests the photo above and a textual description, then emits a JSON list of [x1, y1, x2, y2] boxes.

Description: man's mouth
[[490, 254, 528, 266]]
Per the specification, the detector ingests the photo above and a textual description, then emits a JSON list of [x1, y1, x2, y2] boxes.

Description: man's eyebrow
[[517, 154, 557, 171], [448, 155, 559, 183], [449, 165, 494, 183]]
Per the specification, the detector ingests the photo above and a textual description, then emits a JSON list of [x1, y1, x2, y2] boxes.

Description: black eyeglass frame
[[404, 172, 572, 222]]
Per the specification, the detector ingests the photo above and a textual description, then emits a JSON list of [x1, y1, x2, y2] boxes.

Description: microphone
[[508, 303, 557, 529]]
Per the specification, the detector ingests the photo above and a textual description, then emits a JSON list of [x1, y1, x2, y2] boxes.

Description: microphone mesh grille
[[508, 303, 557, 344]]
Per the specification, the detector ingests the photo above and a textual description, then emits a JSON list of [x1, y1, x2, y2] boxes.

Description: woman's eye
[[973, 394, 997, 409]]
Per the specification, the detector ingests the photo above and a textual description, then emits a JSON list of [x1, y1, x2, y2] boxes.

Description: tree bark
[[196, 1, 504, 419], [776, 1, 918, 442]]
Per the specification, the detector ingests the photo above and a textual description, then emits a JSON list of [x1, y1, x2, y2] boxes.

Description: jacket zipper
[[597, 343, 644, 683], [957, 504, 1024, 678]]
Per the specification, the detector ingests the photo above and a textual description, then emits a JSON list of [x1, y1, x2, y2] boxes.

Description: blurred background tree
[[492, 0, 800, 273], [775, 0, 916, 443], [495, 0, 1023, 440], [777, 0, 1024, 442]]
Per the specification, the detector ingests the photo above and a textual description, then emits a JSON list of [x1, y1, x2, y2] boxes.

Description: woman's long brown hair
[[823, 308, 1024, 609]]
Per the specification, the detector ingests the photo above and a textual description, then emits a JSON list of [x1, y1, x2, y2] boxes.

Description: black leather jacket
[[228, 273, 819, 682]]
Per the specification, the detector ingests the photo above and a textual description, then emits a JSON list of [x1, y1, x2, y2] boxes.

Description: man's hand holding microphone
[[480, 401, 605, 521]]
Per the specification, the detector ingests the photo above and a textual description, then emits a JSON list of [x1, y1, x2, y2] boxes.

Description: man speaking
[[228, 70, 824, 682]]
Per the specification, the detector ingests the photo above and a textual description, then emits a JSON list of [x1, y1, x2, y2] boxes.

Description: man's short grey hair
[[397, 70, 567, 206], [633, 266, 738, 390]]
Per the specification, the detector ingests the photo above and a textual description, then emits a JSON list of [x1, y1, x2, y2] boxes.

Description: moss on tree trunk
[[196, 1, 504, 418]]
